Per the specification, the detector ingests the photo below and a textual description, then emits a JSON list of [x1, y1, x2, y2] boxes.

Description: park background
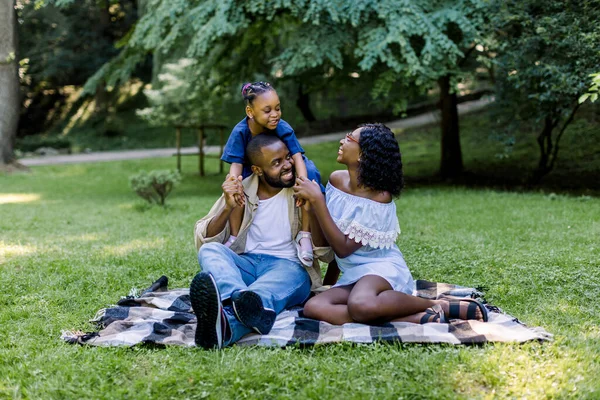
[[1, 0, 600, 398]]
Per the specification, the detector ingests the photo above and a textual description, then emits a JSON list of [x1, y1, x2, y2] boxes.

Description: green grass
[[2, 147, 600, 399]]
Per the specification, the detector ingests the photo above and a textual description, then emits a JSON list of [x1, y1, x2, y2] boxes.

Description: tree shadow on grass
[[406, 170, 600, 197]]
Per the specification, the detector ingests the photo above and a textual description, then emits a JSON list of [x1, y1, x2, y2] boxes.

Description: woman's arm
[[294, 177, 362, 258], [292, 153, 308, 208]]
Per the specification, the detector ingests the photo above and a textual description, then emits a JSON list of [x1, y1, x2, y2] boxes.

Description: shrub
[[17, 135, 71, 153], [101, 115, 125, 137], [129, 170, 181, 206]]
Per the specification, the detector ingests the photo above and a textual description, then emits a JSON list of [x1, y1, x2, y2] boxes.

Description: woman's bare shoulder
[[369, 190, 393, 204], [328, 170, 349, 188]]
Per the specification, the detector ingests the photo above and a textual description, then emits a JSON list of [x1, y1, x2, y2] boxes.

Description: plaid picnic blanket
[[62, 276, 551, 347]]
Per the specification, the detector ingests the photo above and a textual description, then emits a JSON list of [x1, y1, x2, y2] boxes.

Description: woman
[[293, 123, 488, 325]]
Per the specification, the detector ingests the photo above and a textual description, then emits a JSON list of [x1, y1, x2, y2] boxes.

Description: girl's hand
[[223, 174, 245, 209], [301, 198, 312, 213], [293, 177, 322, 204]]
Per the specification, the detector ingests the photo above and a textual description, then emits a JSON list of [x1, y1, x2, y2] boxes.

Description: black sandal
[[419, 304, 448, 324], [441, 296, 489, 322]]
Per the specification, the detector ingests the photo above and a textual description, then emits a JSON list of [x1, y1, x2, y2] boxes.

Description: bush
[[129, 170, 181, 206], [16, 135, 71, 153], [101, 115, 125, 137]]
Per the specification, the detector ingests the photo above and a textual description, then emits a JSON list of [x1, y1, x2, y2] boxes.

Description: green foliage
[[579, 73, 600, 104], [136, 58, 231, 127], [129, 169, 181, 206], [491, 0, 600, 120], [489, 0, 600, 180], [16, 135, 71, 152], [17, 0, 138, 135], [101, 114, 126, 137], [17, 1, 129, 86], [77, 0, 488, 112]]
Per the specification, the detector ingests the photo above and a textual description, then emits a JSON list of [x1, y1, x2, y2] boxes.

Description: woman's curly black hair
[[356, 123, 404, 197]]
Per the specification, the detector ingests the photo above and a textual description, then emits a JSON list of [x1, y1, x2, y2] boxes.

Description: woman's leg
[[346, 275, 437, 323], [346, 275, 486, 324], [303, 285, 353, 325]]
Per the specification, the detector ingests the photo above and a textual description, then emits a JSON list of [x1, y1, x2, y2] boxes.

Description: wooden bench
[[174, 124, 227, 176]]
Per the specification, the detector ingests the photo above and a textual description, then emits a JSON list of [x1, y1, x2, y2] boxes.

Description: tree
[[136, 58, 231, 127], [73, 1, 488, 178], [0, 0, 19, 166], [341, 1, 487, 179], [17, 0, 138, 136], [271, 1, 488, 179], [491, 0, 600, 183]]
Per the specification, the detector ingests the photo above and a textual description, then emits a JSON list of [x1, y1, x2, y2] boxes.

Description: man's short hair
[[246, 134, 284, 166]]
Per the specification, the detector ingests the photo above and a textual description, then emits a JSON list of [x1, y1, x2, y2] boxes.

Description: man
[[191, 134, 331, 349]]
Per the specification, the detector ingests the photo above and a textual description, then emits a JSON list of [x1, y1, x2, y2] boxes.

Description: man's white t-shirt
[[244, 189, 299, 262]]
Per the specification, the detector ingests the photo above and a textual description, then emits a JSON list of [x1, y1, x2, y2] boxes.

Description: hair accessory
[[241, 83, 252, 95]]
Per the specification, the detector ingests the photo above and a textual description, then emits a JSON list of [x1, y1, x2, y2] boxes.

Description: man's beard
[[263, 168, 295, 188]]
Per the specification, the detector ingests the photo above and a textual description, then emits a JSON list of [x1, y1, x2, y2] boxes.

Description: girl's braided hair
[[241, 81, 275, 106]]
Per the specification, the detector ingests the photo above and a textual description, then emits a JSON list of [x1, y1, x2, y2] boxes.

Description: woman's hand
[[293, 177, 322, 205]]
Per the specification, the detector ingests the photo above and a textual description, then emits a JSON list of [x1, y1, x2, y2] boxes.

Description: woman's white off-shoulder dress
[[326, 183, 414, 294]]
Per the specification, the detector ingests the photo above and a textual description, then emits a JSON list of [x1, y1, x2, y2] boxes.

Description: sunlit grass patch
[[103, 238, 167, 257], [0, 193, 41, 204], [0, 242, 37, 263]]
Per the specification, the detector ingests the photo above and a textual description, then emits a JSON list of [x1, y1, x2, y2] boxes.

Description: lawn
[[2, 130, 600, 398]]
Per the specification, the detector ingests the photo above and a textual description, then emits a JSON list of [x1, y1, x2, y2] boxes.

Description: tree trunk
[[296, 83, 316, 122], [94, 79, 109, 113], [531, 104, 580, 184], [93, 1, 112, 113], [438, 75, 463, 179], [530, 116, 555, 184], [0, 0, 19, 165]]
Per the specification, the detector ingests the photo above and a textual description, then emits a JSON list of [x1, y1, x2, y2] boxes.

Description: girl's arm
[[228, 163, 245, 207], [229, 163, 243, 179], [294, 177, 362, 258], [291, 153, 308, 178]]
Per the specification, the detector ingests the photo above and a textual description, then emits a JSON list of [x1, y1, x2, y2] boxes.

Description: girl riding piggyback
[[220, 81, 323, 267]]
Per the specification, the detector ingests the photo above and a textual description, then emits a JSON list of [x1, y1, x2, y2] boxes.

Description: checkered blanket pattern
[[62, 277, 552, 347]]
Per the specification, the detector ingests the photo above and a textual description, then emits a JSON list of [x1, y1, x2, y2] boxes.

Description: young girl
[[221, 81, 322, 267], [293, 123, 488, 325]]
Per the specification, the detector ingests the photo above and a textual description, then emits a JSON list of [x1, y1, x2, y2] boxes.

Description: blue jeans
[[198, 242, 311, 345]]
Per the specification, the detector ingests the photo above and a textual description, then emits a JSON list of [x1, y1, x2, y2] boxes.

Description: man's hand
[[222, 174, 245, 209], [293, 177, 322, 205]]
